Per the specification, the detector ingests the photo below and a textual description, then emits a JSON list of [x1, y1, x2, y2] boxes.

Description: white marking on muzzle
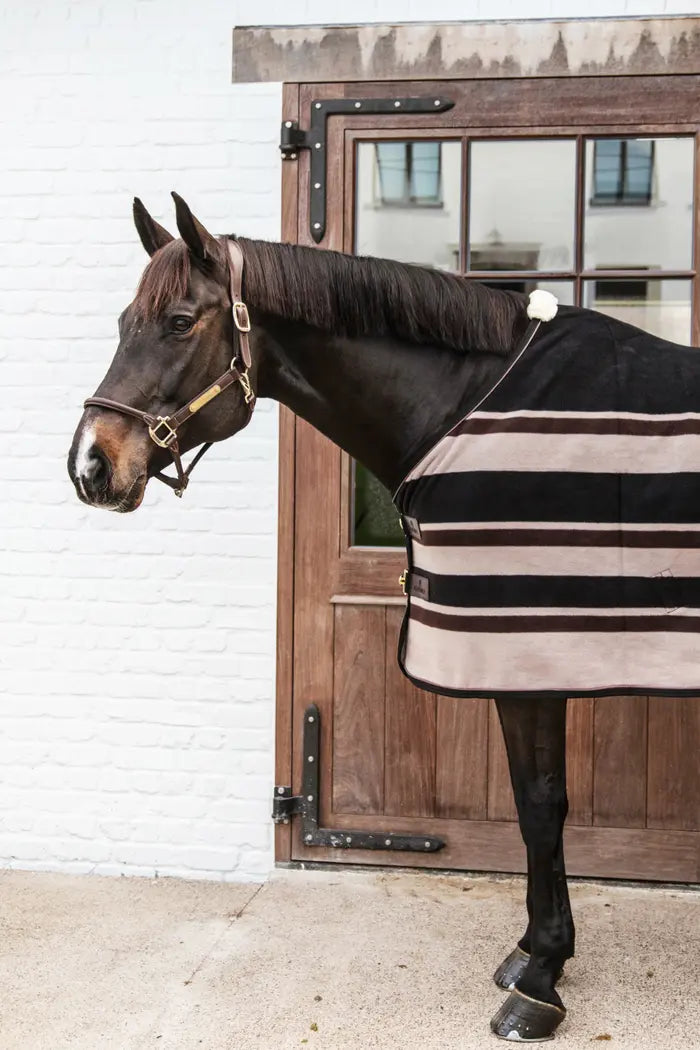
[[75, 423, 96, 501]]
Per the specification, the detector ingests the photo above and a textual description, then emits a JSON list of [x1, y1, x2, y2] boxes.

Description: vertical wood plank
[[487, 700, 518, 822], [274, 82, 300, 863], [384, 607, 437, 817], [332, 605, 386, 814], [648, 697, 700, 832], [293, 82, 347, 855], [593, 696, 648, 828], [566, 698, 594, 826], [292, 422, 341, 844], [692, 131, 700, 347], [436, 696, 489, 819]]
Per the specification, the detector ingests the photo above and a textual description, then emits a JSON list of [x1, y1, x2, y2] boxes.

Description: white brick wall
[[0, 0, 681, 881]]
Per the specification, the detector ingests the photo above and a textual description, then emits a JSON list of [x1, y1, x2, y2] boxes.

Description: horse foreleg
[[490, 695, 573, 1042]]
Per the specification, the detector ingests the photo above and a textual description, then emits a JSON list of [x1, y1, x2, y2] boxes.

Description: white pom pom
[[527, 289, 558, 322]]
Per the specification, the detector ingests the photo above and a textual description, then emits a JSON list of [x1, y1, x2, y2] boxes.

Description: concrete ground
[[0, 867, 697, 1050]]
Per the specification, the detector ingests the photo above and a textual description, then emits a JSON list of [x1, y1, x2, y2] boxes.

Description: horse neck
[[253, 315, 511, 492], [234, 238, 524, 490]]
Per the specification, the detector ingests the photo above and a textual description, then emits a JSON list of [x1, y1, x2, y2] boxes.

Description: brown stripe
[[418, 528, 700, 549], [409, 604, 700, 634], [454, 416, 700, 437]]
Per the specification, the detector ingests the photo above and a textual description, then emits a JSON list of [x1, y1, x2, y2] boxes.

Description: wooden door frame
[[274, 73, 700, 874]]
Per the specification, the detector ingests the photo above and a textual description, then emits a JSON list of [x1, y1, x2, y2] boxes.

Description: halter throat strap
[[84, 238, 255, 497]]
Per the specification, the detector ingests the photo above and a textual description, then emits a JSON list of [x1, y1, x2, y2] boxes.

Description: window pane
[[468, 140, 576, 272], [356, 140, 462, 270], [624, 140, 653, 201], [583, 278, 691, 344], [375, 143, 407, 203], [354, 463, 403, 547], [584, 137, 694, 269], [593, 139, 623, 201], [410, 142, 441, 202]]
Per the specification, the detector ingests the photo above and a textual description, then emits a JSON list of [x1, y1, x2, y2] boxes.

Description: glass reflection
[[469, 140, 576, 272], [355, 140, 462, 270], [584, 137, 694, 270], [584, 279, 691, 344], [354, 463, 403, 547], [480, 279, 575, 306]]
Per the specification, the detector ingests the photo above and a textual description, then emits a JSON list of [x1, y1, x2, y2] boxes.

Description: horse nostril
[[82, 446, 112, 497]]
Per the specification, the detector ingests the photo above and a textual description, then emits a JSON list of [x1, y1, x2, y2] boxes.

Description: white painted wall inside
[[0, 0, 692, 882]]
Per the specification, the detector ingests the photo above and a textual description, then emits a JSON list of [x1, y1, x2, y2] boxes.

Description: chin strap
[[84, 239, 255, 497]]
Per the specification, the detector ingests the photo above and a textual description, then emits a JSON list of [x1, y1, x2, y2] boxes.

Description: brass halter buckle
[[148, 415, 178, 448], [232, 301, 251, 333]]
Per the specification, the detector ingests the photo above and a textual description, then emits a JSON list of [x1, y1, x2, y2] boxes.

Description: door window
[[352, 133, 696, 548]]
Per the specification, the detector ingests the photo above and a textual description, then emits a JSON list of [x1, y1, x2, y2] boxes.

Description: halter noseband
[[84, 239, 255, 498]]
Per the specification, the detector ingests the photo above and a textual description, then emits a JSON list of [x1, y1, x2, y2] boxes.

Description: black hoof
[[493, 946, 530, 991], [490, 988, 565, 1042]]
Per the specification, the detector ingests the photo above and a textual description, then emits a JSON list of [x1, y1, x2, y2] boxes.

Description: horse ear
[[132, 198, 174, 257], [171, 191, 218, 264]]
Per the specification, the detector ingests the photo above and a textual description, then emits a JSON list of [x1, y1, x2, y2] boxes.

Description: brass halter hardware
[[83, 239, 255, 498]]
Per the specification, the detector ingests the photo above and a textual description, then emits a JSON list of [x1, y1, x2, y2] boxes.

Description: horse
[[68, 193, 700, 1042]]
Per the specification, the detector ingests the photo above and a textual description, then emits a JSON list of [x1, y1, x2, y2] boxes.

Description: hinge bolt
[[314, 142, 322, 149], [307, 755, 314, 762], [307, 795, 314, 802], [277, 787, 285, 795], [315, 102, 321, 109], [425, 841, 431, 848], [285, 120, 293, 128], [305, 834, 313, 842], [354, 101, 361, 108], [385, 838, 392, 846], [308, 715, 315, 723], [394, 100, 401, 108]]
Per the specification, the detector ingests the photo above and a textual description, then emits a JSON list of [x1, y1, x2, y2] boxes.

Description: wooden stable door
[[275, 76, 700, 881]]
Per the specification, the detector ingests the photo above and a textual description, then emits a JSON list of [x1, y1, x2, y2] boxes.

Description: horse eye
[[171, 315, 194, 333]]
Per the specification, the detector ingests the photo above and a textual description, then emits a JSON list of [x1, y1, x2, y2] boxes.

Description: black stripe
[[453, 416, 700, 436], [409, 604, 700, 634], [400, 471, 700, 525], [411, 570, 700, 609], [417, 528, 700, 549]]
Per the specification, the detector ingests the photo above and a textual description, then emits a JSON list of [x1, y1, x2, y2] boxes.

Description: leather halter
[[84, 239, 255, 498]]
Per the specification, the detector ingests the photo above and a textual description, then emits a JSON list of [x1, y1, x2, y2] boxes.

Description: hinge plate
[[273, 704, 445, 854], [279, 95, 454, 243]]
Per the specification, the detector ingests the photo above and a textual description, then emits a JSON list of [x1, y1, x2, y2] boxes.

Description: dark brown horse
[[68, 193, 603, 1041]]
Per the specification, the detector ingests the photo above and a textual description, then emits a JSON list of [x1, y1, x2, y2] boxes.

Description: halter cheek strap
[[84, 239, 255, 498]]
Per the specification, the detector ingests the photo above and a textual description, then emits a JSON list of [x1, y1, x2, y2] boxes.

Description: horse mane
[[134, 235, 526, 355], [237, 238, 525, 355]]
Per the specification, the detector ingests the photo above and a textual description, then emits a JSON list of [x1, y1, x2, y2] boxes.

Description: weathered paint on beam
[[232, 17, 700, 84]]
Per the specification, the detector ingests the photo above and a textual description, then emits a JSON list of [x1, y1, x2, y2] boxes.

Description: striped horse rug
[[395, 303, 700, 699]]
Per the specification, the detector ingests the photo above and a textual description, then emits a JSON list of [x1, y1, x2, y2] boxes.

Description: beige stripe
[[409, 597, 700, 618], [468, 410, 700, 422], [412, 544, 700, 578], [418, 521, 700, 534], [410, 430, 700, 478], [403, 619, 700, 693]]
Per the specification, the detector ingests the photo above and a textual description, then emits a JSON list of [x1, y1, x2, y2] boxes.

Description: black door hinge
[[280, 95, 454, 244], [273, 704, 445, 854]]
